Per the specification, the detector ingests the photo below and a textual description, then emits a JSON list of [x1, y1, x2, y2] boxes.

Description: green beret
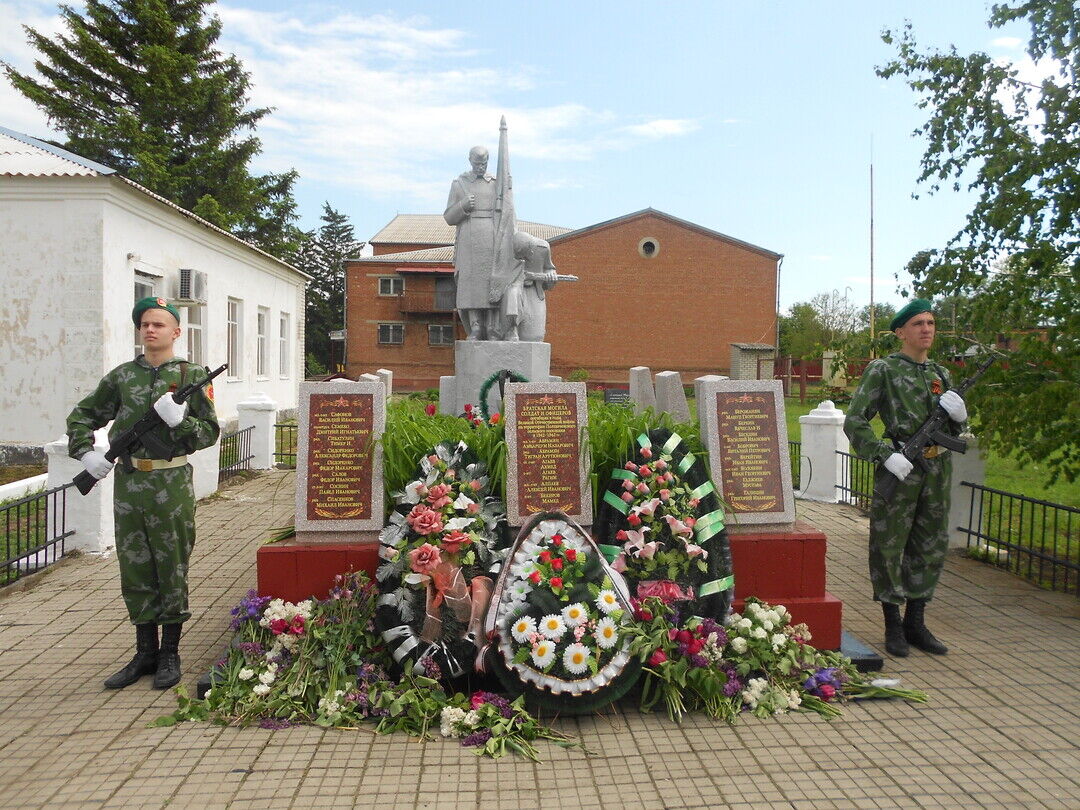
[[132, 296, 181, 326], [890, 298, 932, 331]]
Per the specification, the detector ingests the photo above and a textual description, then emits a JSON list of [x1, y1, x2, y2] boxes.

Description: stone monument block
[[294, 379, 386, 541], [629, 366, 655, 416], [503, 381, 591, 527], [439, 340, 552, 417], [376, 369, 393, 399], [697, 378, 795, 529], [654, 370, 690, 423], [694, 374, 728, 404]]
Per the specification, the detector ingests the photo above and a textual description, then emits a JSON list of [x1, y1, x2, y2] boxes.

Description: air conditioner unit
[[175, 268, 208, 305]]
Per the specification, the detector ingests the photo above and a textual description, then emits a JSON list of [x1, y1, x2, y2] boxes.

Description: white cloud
[[991, 36, 1023, 49], [621, 118, 701, 139]]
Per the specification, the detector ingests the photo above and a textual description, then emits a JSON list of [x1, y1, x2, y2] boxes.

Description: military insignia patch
[[156, 297, 167, 307], [931, 379, 942, 394], [206, 384, 215, 402]]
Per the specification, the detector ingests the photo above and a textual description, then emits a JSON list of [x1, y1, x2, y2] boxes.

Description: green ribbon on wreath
[[610, 468, 638, 482], [698, 575, 734, 596], [662, 433, 682, 455], [603, 490, 630, 514], [677, 453, 697, 475], [477, 370, 528, 422], [598, 544, 622, 564]]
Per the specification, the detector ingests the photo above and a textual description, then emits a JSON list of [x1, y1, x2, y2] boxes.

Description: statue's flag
[[489, 116, 517, 306]]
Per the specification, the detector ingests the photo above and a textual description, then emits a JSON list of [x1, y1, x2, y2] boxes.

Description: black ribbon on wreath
[[595, 427, 734, 621]]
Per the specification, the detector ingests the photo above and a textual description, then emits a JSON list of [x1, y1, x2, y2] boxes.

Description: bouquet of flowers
[[487, 512, 641, 715], [596, 428, 734, 620], [375, 440, 507, 678]]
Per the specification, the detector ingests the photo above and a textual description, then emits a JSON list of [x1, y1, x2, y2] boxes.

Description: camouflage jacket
[[67, 356, 220, 460], [844, 353, 962, 464]]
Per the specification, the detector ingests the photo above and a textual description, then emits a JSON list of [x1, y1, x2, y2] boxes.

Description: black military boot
[[903, 599, 948, 654], [882, 603, 909, 657], [153, 622, 183, 689], [104, 623, 158, 689]]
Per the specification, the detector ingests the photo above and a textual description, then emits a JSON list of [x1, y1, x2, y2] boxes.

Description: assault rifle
[[875, 354, 995, 503], [73, 363, 227, 495]]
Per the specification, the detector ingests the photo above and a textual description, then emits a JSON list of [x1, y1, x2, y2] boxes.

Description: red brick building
[[345, 209, 781, 390]]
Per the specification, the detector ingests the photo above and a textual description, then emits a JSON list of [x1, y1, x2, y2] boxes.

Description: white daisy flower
[[594, 617, 619, 649], [531, 640, 556, 668], [237, 668, 254, 681], [596, 590, 619, 614], [539, 613, 566, 640], [562, 643, 591, 675], [561, 603, 588, 627], [511, 615, 537, 643]]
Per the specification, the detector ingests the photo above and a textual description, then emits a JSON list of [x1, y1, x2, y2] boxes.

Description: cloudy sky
[[1, 0, 1034, 311]]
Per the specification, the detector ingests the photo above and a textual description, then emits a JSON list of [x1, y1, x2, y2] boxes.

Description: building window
[[378, 277, 403, 296], [279, 312, 290, 377], [256, 307, 269, 377], [186, 305, 205, 365], [435, 277, 456, 310], [134, 272, 157, 358], [227, 298, 242, 377], [378, 323, 404, 344], [428, 324, 455, 346], [638, 237, 660, 258]]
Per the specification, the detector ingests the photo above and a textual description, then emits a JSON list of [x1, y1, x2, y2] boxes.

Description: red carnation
[[464, 403, 473, 413], [565, 548, 578, 561], [648, 649, 667, 667], [551, 558, 564, 571], [425, 403, 436, 416], [528, 570, 542, 585], [549, 576, 563, 589], [538, 550, 552, 563], [551, 534, 563, 546], [676, 629, 693, 644]]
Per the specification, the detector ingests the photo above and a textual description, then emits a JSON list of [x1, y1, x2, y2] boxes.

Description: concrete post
[[629, 366, 655, 416], [797, 400, 848, 502], [654, 370, 690, 423], [44, 432, 115, 555], [694, 374, 728, 404], [948, 434, 986, 549], [238, 392, 278, 470], [376, 368, 393, 399]]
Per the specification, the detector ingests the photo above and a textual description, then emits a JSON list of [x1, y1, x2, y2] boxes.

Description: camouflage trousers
[[113, 464, 196, 625], [868, 455, 951, 605]]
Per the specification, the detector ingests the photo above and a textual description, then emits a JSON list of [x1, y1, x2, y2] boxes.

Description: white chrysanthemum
[[751, 626, 767, 640], [539, 613, 566, 640], [762, 619, 774, 632], [507, 580, 532, 602], [765, 610, 781, 626], [510, 559, 538, 579], [596, 590, 619, 614], [737, 617, 752, 631], [511, 615, 538, 643], [730, 637, 748, 654], [238, 668, 254, 681], [594, 617, 619, 649], [531, 640, 556, 668], [771, 633, 788, 651], [561, 603, 588, 627], [562, 643, 591, 675]]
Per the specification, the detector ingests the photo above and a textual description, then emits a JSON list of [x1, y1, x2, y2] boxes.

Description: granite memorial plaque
[[603, 387, 632, 406], [697, 379, 795, 528], [504, 382, 591, 526], [295, 379, 386, 539]]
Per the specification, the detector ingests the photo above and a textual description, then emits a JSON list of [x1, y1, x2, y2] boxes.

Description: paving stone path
[[1, 470, 1077, 809]]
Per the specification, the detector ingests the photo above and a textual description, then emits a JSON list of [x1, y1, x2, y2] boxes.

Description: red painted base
[[257, 542, 380, 603], [728, 522, 827, 599], [731, 593, 843, 651]]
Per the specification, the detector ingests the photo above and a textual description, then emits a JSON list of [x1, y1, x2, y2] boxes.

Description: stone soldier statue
[[844, 299, 967, 658], [489, 231, 559, 341], [444, 145, 498, 340], [67, 297, 220, 690]]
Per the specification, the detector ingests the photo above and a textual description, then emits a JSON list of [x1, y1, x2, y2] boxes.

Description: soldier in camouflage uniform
[[67, 297, 219, 689], [844, 299, 968, 657]]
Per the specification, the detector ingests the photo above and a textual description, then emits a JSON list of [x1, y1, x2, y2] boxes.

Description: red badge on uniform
[[156, 297, 167, 307], [206, 384, 215, 402], [931, 379, 942, 394]]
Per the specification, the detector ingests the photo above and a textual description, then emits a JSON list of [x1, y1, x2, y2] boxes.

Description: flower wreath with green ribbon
[[481, 512, 641, 715], [375, 440, 508, 678], [595, 428, 734, 620]]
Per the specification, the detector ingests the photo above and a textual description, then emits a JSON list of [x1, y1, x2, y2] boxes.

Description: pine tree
[[2, 0, 299, 257], [296, 203, 362, 375]]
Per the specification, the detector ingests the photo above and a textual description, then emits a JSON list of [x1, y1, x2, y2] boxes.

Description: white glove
[[883, 452, 913, 482], [154, 393, 188, 428], [939, 389, 967, 422], [80, 449, 114, 480]]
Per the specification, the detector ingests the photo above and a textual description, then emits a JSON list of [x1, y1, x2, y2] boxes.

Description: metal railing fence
[[219, 426, 255, 482], [958, 482, 1078, 596], [836, 450, 874, 510], [274, 423, 297, 468], [2, 484, 75, 586]]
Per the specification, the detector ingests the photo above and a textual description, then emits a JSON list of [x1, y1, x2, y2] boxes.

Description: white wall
[[0, 175, 306, 452]]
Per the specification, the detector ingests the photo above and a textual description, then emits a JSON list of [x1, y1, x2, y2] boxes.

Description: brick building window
[[378, 323, 404, 344], [428, 324, 454, 346], [435, 277, 455, 310], [378, 277, 403, 296]]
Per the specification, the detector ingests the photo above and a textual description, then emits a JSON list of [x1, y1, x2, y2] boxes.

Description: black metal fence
[[274, 423, 297, 468], [2, 484, 75, 586], [836, 450, 874, 510], [219, 426, 255, 482], [788, 441, 802, 489], [958, 482, 1078, 596]]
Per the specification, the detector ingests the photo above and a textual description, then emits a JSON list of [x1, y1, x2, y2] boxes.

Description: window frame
[[378, 276, 404, 296], [427, 323, 455, 346], [377, 322, 404, 345], [227, 298, 243, 378]]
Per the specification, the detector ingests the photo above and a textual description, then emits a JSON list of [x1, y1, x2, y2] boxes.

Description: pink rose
[[638, 465, 652, 477], [426, 483, 451, 504], [664, 472, 675, 483], [648, 649, 667, 667], [469, 479, 482, 491], [440, 530, 471, 554], [659, 489, 671, 501], [622, 479, 635, 492], [624, 461, 639, 472], [655, 459, 667, 470], [640, 447, 653, 459], [443, 469, 456, 480], [635, 481, 649, 495], [407, 505, 443, 536], [621, 491, 634, 504], [466, 502, 480, 515], [408, 543, 442, 575]]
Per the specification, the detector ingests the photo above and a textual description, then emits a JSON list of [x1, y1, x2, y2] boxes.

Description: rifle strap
[[179, 361, 188, 387]]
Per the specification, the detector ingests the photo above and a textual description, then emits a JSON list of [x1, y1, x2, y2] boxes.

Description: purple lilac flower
[[722, 664, 743, 697], [472, 691, 513, 718], [258, 717, 294, 730], [461, 729, 493, 747], [229, 589, 271, 630], [690, 654, 709, 668], [418, 656, 443, 681], [237, 642, 265, 658]]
